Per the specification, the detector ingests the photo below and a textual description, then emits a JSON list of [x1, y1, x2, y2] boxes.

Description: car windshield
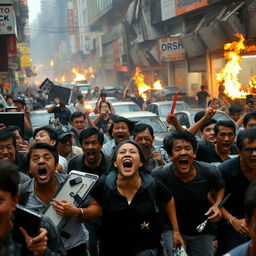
[[159, 103, 189, 117], [114, 104, 141, 113], [30, 112, 53, 127], [128, 116, 167, 134]]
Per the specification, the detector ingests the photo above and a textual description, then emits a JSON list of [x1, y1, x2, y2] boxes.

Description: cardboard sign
[[47, 85, 72, 105], [39, 78, 54, 92], [0, 112, 24, 135]]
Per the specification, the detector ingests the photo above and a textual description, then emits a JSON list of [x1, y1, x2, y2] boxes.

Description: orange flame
[[216, 34, 256, 99], [216, 34, 248, 99], [72, 68, 87, 83], [61, 76, 65, 82], [133, 67, 163, 100]]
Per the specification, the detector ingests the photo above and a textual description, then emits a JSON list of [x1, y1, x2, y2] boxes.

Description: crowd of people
[[1, 84, 256, 256]]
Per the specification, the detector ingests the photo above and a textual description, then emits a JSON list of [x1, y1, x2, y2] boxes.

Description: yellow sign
[[17, 43, 31, 68]]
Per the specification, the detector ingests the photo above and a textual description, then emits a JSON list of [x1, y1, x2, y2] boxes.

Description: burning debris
[[133, 66, 163, 100], [216, 33, 256, 99]]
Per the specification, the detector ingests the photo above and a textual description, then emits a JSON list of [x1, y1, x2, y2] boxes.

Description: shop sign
[[158, 37, 185, 62], [113, 39, 128, 72], [161, 0, 175, 21], [17, 43, 31, 68], [176, 0, 208, 16], [7, 34, 17, 61], [0, 6, 16, 35]]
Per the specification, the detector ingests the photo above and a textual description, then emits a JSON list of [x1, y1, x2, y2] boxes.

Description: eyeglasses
[[243, 147, 256, 155], [247, 123, 256, 128]]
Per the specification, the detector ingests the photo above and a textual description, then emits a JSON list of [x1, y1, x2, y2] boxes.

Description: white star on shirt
[[140, 221, 150, 230]]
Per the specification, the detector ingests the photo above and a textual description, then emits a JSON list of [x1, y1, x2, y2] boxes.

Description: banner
[[158, 37, 185, 62], [176, 0, 208, 16], [0, 6, 17, 35]]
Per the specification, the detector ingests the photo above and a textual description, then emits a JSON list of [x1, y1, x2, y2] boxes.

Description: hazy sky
[[28, 0, 41, 23]]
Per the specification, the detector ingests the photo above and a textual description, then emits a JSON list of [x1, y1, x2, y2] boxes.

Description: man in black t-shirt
[[216, 129, 256, 255], [47, 97, 71, 125], [154, 131, 224, 256], [131, 89, 144, 110], [196, 85, 210, 108]]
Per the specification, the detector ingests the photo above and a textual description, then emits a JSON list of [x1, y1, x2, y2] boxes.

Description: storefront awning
[[198, 3, 245, 53], [180, 18, 206, 58]]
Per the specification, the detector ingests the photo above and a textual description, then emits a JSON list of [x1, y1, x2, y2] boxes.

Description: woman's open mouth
[[123, 161, 133, 171]]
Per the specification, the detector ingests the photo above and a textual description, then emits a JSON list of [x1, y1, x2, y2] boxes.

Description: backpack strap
[[100, 171, 117, 206], [74, 154, 84, 171], [18, 179, 33, 206]]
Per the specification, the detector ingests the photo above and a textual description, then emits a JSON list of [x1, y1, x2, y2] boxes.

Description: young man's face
[[216, 126, 235, 154], [34, 130, 56, 146], [245, 118, 256, 129], [81, 134, 102, 164], [29, 148, 57, 185], [170, 139, 196, 174], [0, 190, 18, 229], [200, 123, 216, 143], [71, 116, 86, 132], [0, 138, 16, 163], [239, 139, 256, 170]]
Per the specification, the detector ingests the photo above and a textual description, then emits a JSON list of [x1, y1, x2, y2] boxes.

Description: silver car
[[120, 111, 169, 147]]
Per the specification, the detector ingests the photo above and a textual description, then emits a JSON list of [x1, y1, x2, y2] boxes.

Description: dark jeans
[[66, 243, 87, 256]]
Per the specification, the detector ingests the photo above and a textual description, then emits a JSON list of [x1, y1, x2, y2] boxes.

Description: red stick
[[170, 92, 179, 114]]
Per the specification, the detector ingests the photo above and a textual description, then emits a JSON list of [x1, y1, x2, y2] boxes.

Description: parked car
[[120, 111, 169, 147], [146, 101, 190, 124], [75, 83, 91, 95], [112, 101, 141, 113], [144, 87, 187, 101], [102, 86, 123, 99], [30, 110, 55, 130], [174, 109, 239, 132]]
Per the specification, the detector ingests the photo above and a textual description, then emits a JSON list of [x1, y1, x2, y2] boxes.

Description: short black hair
[[133, 123, 154, 137], [109, 115, 136, 136], [201, 85, 206, 90], [77, 94, 84, 100], [244, 177, 256, 220], [0, 129, 17, 147], [5, 94, 13, 100], [6, 125, 23, 138], [243, 111, 256, 127], [27, 142, 59, 166], [163, 131, 197, 156], [229, 105, 242, 115], [79, 127, 104, 146], [33, 125, 57, 141], [194, 111, 205, 123], [71, 111, 85, 123], [236, 129, 256, 151], [0, 160, 19, 197], [214, 121, 236, 135], [200, 119, 217, 132]]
